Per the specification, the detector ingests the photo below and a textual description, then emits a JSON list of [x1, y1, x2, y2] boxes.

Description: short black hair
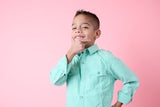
[[74, 10, 100, 30]]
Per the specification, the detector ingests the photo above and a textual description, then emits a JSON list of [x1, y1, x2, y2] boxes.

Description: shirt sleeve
[[107, 51, 139, 104], [50, 55, 73, 86]]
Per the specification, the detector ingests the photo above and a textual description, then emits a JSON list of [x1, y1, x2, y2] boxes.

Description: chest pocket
[[87, 59, 108, 77], [85, 64, 106, 88], [84, 58, 113, 94]]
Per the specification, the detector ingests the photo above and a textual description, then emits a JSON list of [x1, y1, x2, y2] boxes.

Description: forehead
[[72, 14, 93, 25]]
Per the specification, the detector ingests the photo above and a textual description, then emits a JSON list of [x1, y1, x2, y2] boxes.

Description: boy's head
[[74, 10, 100, 30], [71, 10, 101, 48]]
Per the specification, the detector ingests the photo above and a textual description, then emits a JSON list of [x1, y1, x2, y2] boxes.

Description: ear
[[95, 29, 101, 39]]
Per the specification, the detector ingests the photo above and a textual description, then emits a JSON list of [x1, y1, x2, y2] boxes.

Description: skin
[[67, 14, 101, 63], [66, 14, 123, 107], [112, 101, 123, 107]]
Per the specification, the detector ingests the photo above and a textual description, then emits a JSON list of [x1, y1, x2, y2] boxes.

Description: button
[[97, 71, 100, 74], [62, 73, 66, 77]]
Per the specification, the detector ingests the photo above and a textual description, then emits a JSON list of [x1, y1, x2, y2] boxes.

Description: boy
[[50, 10, 139, 107]]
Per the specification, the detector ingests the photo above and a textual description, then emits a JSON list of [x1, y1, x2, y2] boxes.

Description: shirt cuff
[[118, 91, 132, 104]]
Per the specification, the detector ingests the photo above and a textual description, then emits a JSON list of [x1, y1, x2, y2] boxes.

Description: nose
[[75, 28, 81, 34]]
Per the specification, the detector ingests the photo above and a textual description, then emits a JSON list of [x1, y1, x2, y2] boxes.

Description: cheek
[[87, 34, 96, 40], [72, 36, 75, 40], [93, 36, 96, 40], [71, 33, 75, 38]]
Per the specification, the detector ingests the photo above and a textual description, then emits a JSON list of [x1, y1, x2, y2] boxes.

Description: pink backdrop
[[0, 0, 160, 107]]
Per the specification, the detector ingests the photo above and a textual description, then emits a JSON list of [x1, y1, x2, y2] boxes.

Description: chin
[[85, 44, 93, 48]]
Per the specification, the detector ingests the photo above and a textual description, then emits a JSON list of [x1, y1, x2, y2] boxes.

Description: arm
[[50, 38, 90, 85], [112, 101, 123, 107], [50, 55, 76, 85], [109, 53, 139, 105]]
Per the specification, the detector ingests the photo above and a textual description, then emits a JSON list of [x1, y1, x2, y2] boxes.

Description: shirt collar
[[86, 44, 99, 55], [78, 44, 99, 56]]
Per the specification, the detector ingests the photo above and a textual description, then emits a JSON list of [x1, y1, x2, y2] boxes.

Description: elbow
[[131, 81, 139, 91], [136, 80, 140, 89], [134, 76, 140, 89], [50, 72, 66, 86], [51, 79, 65, 86], [131, 76, 140, 89], [132, 79, 140, 89]]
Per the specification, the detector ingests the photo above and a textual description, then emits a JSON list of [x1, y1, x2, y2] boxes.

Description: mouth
[[75, 35, 85, 39]]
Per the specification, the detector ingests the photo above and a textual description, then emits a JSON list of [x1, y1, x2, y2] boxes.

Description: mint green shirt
[[50, 44, 139, 107]]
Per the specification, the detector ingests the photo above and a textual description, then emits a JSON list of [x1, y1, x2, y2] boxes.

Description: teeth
[[76, 36, 82, 38], [76, 35, 84, 39]]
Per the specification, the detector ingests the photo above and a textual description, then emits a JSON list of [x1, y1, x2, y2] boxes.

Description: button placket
[[79, 53, 86, 106]]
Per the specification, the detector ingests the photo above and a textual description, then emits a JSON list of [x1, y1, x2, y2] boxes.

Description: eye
[[72, 27, 76, 30], [82, 26, 89, 29]]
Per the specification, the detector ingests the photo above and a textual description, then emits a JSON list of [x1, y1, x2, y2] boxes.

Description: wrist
[[66, 49, 76, 63], [116, 101, 123, 107]]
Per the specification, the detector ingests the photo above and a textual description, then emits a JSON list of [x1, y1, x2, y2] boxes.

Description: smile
[[75, 35, 85, 39]]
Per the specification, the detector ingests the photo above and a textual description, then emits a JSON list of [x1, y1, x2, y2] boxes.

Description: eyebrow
[[72, 23, 90, 26]]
